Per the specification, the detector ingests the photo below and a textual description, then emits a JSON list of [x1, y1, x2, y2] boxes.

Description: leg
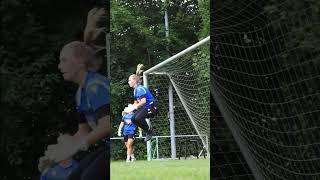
[[130, 136, 136, 161], [145, 118, 152, 130], [131, 108, 149, 131], [143, 103, 158, 130], [132, 106, 158, 142], [124, 136, 130, 162], [127, 138, 133, 155], [127, 137, 134, 161]]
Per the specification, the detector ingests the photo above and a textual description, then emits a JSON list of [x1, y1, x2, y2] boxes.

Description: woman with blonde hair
[[38, 7, 110, 180], [127, 64, 158, 142]]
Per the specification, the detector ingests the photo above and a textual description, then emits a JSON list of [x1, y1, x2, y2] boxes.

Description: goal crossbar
[[143, 36, 210, 76]]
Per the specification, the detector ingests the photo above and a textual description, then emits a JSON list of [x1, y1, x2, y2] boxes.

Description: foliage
[[197, 0, 210, 38], [110, 0, 209, 160], [0, 1, 105, 179]]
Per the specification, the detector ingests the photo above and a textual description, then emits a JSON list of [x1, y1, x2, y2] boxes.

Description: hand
[[130, 103, 138, 108], [38, 156, 53, 173], [44, 144, 59, 158], [129, 104, 138, 111], [57, 133, 73, 144], [124, 105, 136, 113], [46, 138, 88, 163], [84, 8, 106, 44], [87, 8, 106, 26], [117, 129, 122, 137], [48, 143, 77, 163], [136, 64, 144, 75]]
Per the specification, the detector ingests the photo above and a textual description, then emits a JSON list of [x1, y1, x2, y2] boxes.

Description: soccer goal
[[143, 36, 210, 161], [211, 0, 320, 179]]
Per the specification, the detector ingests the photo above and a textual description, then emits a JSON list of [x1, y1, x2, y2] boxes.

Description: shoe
[[144, 129, 153, 142], [131, 157, 136, 162], [126, 159, 130, 163]]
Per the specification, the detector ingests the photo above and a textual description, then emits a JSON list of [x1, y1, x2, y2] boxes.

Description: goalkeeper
[[38, 8, 110, 180], [117, 107, 142, 162], [127, 64, 158, 142]]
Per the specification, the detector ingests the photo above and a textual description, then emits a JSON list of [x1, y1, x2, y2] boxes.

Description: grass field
[[111, 158, 210, 180]]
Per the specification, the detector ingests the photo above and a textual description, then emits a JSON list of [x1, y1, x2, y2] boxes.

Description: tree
[[0, 1, 105, 179], [110, 0, 208, 160]]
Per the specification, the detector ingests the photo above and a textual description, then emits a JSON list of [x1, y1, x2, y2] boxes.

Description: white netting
[[211, 0, 320, 179], [144, 37, 210, 159]]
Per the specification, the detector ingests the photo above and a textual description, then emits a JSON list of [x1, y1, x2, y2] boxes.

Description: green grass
[[111, 159, 210, 180]]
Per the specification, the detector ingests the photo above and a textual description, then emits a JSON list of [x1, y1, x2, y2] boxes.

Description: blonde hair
[[62, 41, 102, 71], [129, 64, 144, 83]]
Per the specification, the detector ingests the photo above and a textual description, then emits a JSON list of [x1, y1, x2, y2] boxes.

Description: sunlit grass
[[111, 158, 210, 180]]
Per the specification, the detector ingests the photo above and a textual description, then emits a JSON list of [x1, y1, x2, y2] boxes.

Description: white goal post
[[143, 36, 210, 161]]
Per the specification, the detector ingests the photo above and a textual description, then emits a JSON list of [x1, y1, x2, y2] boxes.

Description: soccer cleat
[[131, 157, 136, 162], [144, 129, 153, 142], [126, 159, 130, 163]]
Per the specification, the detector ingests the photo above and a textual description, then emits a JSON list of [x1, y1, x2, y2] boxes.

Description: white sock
[[126, 155, 130, 161], [145, 118, 152, 130], [130, 154, 135, 159]]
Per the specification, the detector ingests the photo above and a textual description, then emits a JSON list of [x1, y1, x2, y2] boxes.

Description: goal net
[[143, 36, 210, 160], [211, 0, 320, 179]]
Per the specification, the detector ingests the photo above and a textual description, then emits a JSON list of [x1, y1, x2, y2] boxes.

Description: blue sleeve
[[40, 175, 47, 180], [86, 82, 110, 112], [135, 86, 147, 99]]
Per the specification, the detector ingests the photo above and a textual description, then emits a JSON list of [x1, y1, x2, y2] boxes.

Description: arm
[[82, 81, 111, 146], [49, 112, 109, 163], [133, 86, 148, 109], [49, 82, 110, 162], [118, 122, 124, 136], [56, 116, 108, 149], [73, 123, 91, 138], [134, 97, 146, 109], [119, 122, 124, 130], [84, 8, 106, 45], [83, 114, 110, 146]]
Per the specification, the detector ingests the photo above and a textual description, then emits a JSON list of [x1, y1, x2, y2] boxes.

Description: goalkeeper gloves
[[124, 104, 137, 113], [57, 133, 73, 144], [45, 137, 88, 163], [38, 156, 53, 174]]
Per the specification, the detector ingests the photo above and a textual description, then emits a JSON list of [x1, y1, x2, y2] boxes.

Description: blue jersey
[[122, 112, 137, 135], [75, 71, 110, 129], [40, 160, 79, 180], [134, 84, 156, 108]]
